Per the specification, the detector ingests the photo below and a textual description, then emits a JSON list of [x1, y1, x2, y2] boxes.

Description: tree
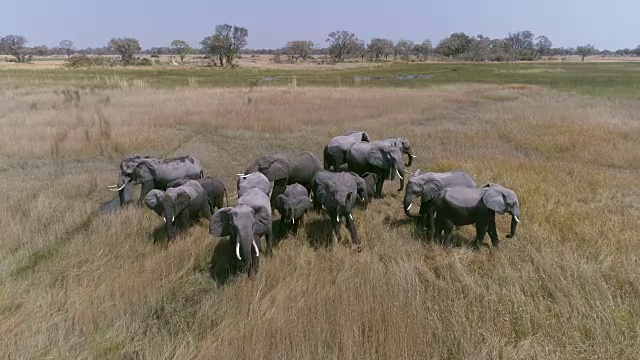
[[229, 25, 249, 64], [396, 39, 414, 60], [367, 38, 394, 60], [413, 39, 432, 60], [326, 30, 359, 61], [576, 44, 596, 61], [108, 38, 141, 63], [468, 35, 492, 61], [0, 35, 28, 62], [59, 40, 75, 57], [201, 35, 226, 66], [506, 30, 535, 60], [435, 32, 472, 58], [283, 40, 315, 62], [534, 35, 552, 56], [32, 45, 49, 57], [170, 40, 192, 61], [354, 39, 367, 61], [201, 24, 248, 66]]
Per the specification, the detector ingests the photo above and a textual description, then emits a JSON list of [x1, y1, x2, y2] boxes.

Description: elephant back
[[155, 156, 203, 187], [237, 188, 272, 232], [283, 183, 309, 198]]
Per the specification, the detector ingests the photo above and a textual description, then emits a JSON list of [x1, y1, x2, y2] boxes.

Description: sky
[[1, 0, 637, 51]]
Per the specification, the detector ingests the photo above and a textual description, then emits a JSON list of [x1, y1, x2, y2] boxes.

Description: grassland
[[1, 62, 640, 359]]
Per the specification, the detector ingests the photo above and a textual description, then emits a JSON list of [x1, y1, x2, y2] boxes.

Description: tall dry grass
[[1, 84, 639, 359]]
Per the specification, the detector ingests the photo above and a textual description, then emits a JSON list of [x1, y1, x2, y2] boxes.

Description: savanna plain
[[1, 62, 640, 359]]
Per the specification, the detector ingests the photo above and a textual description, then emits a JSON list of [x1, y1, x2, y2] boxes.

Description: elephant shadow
[[150, 225, 170, 244], [304, 217, 335, 250], [382, 215, 432, 242], [208, 239, 238, 285]]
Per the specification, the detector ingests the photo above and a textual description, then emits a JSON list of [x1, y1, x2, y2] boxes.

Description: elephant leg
[[374, 176, 384, 199], [265, 225, 274, 257], [139, 180, 155, 206], [203, 202, 213, 222], [345, 214, 361, 252], [475, 222, 488, 250], [487, 215, 500, 247], [442, 220, 455, 246], [271, 179, 287, 214], [177, 209, 190, 234], [330, 214, 341, 247], [250, 234, 261, 279]]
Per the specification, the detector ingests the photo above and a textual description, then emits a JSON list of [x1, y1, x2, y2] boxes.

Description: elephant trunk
[[164, 217, 175, 240], [405, 149, 414, 167], [403, 194, 420, 218], [507, 209, 520, 238], [117, 173, 128, 207], [394, 160, 405, 192]]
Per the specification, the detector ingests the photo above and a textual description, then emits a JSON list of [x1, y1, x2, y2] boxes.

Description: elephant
[[274, 183, 312, 235], [237, 172, 271, 199], [242, 151, 323, 210], [167, 176, 229, 212], [403, 169, 477, 240], [144, 180, 212, 241], [432, 183, 521, 248], [372, 137, 417, 168], [323, 131, 371, 171], [107, 154, 203, 208], [312, 170, 368, 252], [360, 172, 378, 207], [209, 188, 273, 280], [345, 142, 407, 198]]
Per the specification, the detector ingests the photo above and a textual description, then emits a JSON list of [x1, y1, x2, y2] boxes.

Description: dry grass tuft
[[1, 84, 639, 359]]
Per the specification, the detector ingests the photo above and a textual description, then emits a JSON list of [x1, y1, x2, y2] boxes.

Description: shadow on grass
[[304, 217, 334, 250], [208, 239, 238, 285]]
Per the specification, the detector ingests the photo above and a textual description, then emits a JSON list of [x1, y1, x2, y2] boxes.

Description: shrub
[[150, 54, 160, 58], [137, 58, 152, 66]]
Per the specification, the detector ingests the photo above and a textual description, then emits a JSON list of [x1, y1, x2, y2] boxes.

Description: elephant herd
[[104, 131, 521, 279]]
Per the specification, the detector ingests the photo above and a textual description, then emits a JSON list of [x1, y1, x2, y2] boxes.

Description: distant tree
[[354, 39, 367, 61], [469, 35, 492, 61], [326, 30, 359, 61], [108, 37, 141, 63], [170, 40, 192, 61], [506, 30, 535, 59], [395, 39, 414, 60], [413, 39, 432, 60], [367, 38, 394, 60], [228, 25, 248, 64], [435, 32, 472, 58], [576, 44, 596, 61], [632, 46, 640, 56], [201, 24, 248, 66], [283, 40, 315, 61], [534, 35, 552, 56], [32, 45, 50, 57], [59, 40, 75, 57], [201, 34, 227, 66], [0, 35, 28, 62]]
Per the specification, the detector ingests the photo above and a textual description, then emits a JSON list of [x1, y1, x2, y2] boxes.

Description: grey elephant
[[107, 155, 203, 208], [432, 183, 521, 248], [167, 176, 228, 211], [242, 151, 322, 209], [237, 172, 271, 199], [209, 188, 273, 279], [372, 137, 417, 168], [403, 169, 476, 240], [312, 171, 368, 252], [345, 142, 407, 198], [274, 183, 312, 234], [323, 131, 371, 171], [360, 172, 378, 207], [144, 180, 212, 241]]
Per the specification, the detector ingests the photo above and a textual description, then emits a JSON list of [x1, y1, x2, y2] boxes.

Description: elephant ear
[[262, 156, 290, 182], [274, 194, 286, 213], [144, 189, 165, 216], [209, 207, 233, 237], [422, 179, 445, 202], [361, 132, 371, 142], [366, 146, 387, 169], [174, 191, 192, 214], [352, 174, 367, 195], [134, 163, 154, 183], [293, 197, 312, 218], [483, 188, 506, 214]]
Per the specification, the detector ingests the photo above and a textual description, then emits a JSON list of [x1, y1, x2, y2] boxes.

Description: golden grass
[[1, 84, 640, 359]]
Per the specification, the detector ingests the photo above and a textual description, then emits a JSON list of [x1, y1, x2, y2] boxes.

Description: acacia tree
[[413, 39, 432, 60], [0, 35, 28, 62], [326, 30, 359, 62], [170, 40, 192, 61], [367, 38, 394, 60], [396, 39, 414, 60], [506, 30, 535, 60], [201, 24, 248, 66], [435, 32, 472, 58], [200, 34, 226, 66], [576, 44, 596, 61], [59, 40, 75, 57], [534, 35, 552, 57], [284, 40, 314, 61], [108, 37, 141, 63]]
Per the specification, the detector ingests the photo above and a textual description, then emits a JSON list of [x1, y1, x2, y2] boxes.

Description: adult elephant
[[144, 180, 212, 241], [373, 137, 417, 168], [403, 169, 476, 241], [167, 176, 228, 211], [312, 171, 368, 252], [209, 188, 273, 280], [242, 151, 322, 209], [433, 183, 521, 248], [345, 142, 406, 198], [107, 155, 203, 208], [237, 172, 271, 199], [323, 131, 370, 171]]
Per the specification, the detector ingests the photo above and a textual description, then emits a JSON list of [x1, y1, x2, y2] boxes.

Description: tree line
[[2, 27, 640, 65]]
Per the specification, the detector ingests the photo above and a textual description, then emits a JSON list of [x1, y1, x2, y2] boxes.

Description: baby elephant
[[144, 180, 212, 241], [274, 183, 312, 235], [359, 172, 378, 208], [433, 183, 521, 248], [167, 176, 228, 211]]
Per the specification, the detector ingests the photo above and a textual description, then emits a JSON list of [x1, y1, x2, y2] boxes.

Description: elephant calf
[[433, 183, 521, 248], [210, 188, 273, 280], [144, 180, 212, 241], [274, 183, 312, 235], [167, 176, 228, 212]]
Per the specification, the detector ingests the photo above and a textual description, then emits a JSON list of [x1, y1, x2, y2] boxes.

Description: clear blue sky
[[1, 0, 637, 50]]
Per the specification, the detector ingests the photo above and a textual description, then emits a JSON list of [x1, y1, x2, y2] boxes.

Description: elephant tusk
[[406, 203, 413, 211], [108, 184, 126, 192], [514, 216, 520, 224], [292, 217, 295, 225], [108, 184, 118, 188], [171, 216, 175, 223], [396, 169, 404, 180], [410, 155, 417, 158], [349, 214, 353, 221], [336, 215, 340, 223], [403, 169, 413, 175], [236, 242, 242, 260], [252, 240, 260, 257], [163, 217, 167, 223]]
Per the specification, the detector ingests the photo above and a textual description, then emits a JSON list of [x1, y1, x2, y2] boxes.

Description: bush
[[66, 55, 104, 67], [136, 58, 152, 66], [150, 54, 160, 58]]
